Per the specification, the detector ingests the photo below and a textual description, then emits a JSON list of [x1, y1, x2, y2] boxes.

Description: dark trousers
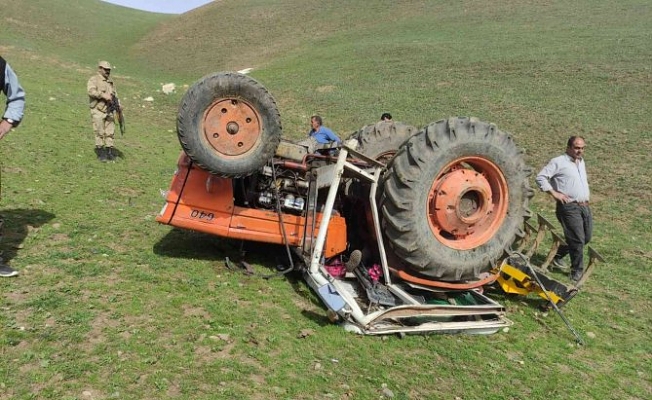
[[555, 202, 593, 273]]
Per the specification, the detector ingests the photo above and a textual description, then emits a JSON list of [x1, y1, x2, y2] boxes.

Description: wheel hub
[[202, 98, 261, 157], [226, 121, 240, 135], [431, 168, 493, 237]]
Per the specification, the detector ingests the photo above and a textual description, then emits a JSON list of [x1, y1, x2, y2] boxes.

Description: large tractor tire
[[177, 72, 282, 177], [381, 117, 533, 281], [349, 121, 418, 163]]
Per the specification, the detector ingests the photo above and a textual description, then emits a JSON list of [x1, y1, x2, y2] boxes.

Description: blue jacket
[[308, 126, 341, 144], [1, 59, 25, 123]]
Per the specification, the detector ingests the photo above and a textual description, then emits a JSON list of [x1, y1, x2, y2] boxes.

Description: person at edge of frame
[[380, 112, 392, 122], [0, 56, 26, 278]]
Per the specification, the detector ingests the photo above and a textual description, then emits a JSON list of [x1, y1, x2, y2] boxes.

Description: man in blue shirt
[[0, 56, 26, 278], [535, 136, 592, 283], [308, 115, 341, 144]]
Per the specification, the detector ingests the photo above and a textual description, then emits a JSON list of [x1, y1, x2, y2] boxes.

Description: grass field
[[1, 0, 651, 399]]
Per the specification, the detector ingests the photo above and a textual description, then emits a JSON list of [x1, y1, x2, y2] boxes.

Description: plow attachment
[[510, 213, 605, 292], [496, 253, 587, 312], [497, 258, 576, 305], [496, 213, 605, 344], [493, 215, 605, 344]]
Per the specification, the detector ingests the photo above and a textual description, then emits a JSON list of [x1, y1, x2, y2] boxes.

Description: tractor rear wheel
[[349, 121, 418, 163], [344, 120, 419, 264], [381, 117, 533, 281], [177, 72, 282, 177]]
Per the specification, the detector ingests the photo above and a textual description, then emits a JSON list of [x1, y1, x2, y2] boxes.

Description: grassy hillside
[[1, 0, 651, 399], [0, 0, 171, 69]]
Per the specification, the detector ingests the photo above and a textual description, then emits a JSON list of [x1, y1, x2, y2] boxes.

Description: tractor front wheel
[[177, 72, 282, 177]]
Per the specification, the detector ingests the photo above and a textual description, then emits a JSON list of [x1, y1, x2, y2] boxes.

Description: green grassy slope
[[0, 0, 171, 69], [0, 0, 651, 399]]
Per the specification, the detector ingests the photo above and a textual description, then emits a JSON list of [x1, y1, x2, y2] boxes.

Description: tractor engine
[[237, 164, 310, 215]]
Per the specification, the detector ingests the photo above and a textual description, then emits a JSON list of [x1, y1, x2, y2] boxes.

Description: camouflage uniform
[[87, 61, 117, 161]]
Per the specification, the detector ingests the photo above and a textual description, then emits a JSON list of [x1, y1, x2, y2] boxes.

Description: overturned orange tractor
[[157, 72, 541, 335]]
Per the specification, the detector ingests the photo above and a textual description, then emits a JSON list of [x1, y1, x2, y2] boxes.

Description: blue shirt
[[308, 126, 341, 144], [3, 63, 25, 123], [535, 154, 590, 202]]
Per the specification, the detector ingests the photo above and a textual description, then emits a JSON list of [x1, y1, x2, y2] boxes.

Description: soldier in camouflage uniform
[[87, 61, 118, 162]]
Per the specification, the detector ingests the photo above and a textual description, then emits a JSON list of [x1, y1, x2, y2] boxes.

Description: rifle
[[107, 93, 125, 135]]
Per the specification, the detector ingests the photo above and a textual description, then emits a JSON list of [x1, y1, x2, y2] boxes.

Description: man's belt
[[558, 200, 589, 206]]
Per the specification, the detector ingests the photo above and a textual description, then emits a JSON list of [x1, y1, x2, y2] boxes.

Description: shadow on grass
[[153, 228, 331, 317], [0, 208, 56, 263], [153, 227, 293, 268], [153, 228, 239, 260], [300, 309, 332, 327], [112, 147, 125, 160]]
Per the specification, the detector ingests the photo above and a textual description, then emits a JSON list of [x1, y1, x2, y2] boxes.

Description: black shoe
[[552, 257, 569, 271], [570, 269, 583, 283], [0, 264, 19, 277], [106, 147, 115, 161], [98, 147, 108, 162]]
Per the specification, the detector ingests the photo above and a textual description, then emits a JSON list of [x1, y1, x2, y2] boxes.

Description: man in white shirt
[[535, 136, 592, 283]]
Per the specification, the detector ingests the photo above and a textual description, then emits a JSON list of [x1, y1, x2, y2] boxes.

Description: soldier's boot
[[98, 147, 108, 162], [106, 147, 115, 161], [94, 146, 103, 160]]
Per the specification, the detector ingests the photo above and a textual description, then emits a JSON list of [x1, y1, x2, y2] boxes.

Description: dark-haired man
[[0, 56, 25, 277], [535, 136, 592, 283], [380, 112, 392, 122], [308, 115, 341, 145]]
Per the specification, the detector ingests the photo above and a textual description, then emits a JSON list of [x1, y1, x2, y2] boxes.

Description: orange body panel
[[156, 153, 347, 258]]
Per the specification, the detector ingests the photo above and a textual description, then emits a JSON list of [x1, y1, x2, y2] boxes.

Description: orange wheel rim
[[202, 98, 262, 158], [376, 150, 397, 164], [427, 157, 509, 250]]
